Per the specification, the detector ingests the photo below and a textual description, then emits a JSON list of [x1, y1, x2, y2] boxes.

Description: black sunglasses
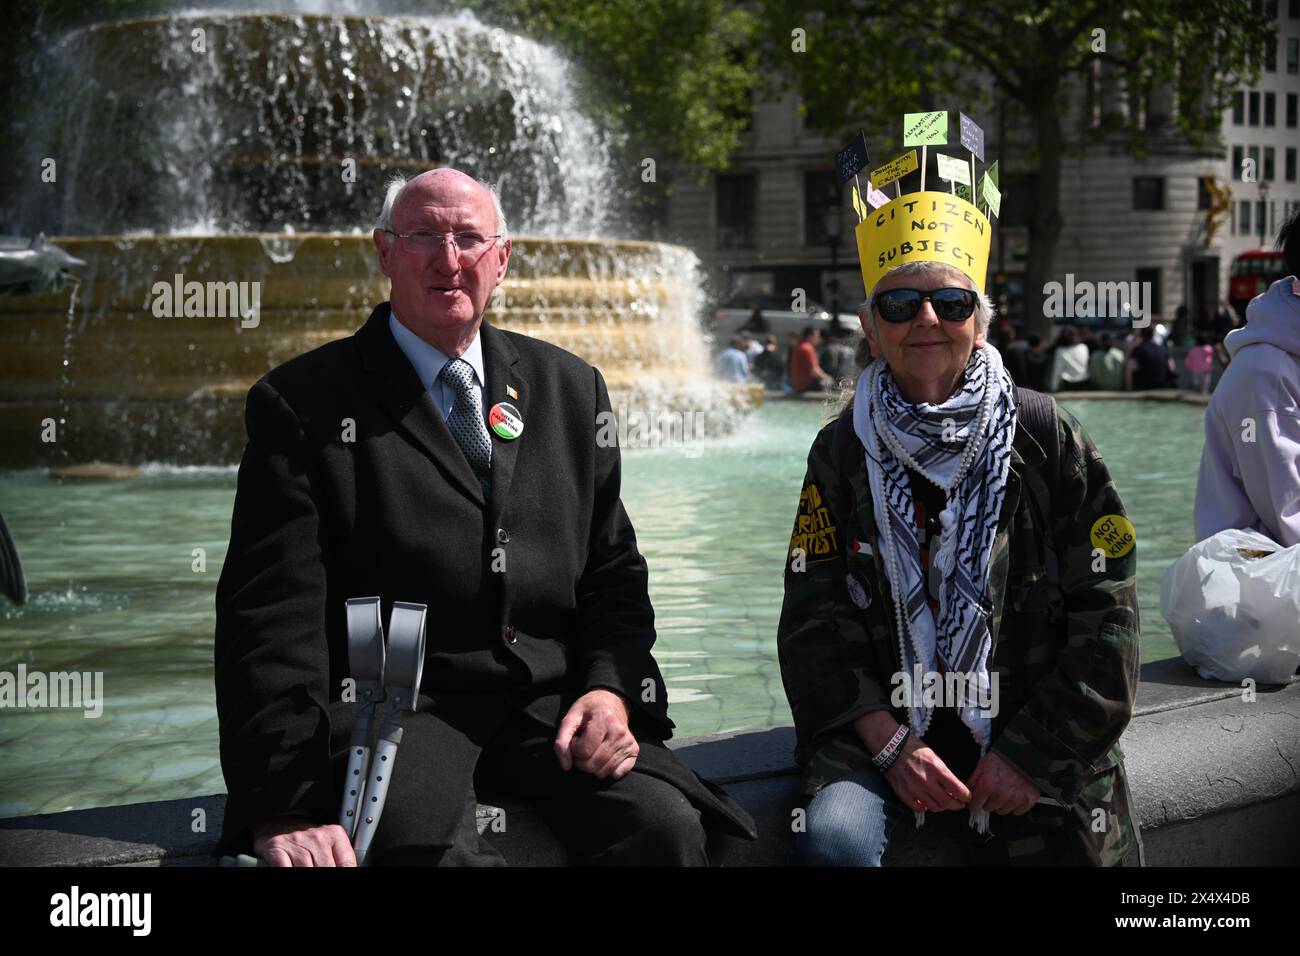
[[874, 287, 978, 323]]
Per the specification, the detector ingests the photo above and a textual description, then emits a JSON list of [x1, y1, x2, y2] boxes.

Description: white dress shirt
[[388, 309, 486, 422]]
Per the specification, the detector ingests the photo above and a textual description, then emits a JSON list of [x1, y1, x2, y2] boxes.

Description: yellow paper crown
[[856, 191, 992, 294], [845, 111, 997, 294]]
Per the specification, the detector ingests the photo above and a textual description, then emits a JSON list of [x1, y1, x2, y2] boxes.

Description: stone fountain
[[0, 11, 752, 467]]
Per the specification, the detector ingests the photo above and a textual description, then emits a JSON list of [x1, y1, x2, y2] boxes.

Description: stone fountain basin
[[0, 234, 757, 467]]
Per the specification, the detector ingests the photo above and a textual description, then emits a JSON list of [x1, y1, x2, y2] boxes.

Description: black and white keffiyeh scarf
[[852, 345, 1016, 828]]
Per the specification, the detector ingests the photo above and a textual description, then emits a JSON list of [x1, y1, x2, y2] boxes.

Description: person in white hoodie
[[1194, 209, 1300, 548]]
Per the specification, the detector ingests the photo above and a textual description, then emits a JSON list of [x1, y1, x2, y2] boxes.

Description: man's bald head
[[377, 168, 509, 242], [371, 166, 513, 356]]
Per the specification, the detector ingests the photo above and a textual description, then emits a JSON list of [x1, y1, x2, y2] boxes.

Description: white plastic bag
[[1160, 528, 1300, 685]]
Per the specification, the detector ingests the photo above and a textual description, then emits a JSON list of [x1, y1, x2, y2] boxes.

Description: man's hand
[[967, 750, 1040, 816], [553, 689, 638, 780], [252, 816, 356, 867]]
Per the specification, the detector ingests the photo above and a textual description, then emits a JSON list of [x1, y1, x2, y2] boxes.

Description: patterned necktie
[[439, 358, 491, 497]]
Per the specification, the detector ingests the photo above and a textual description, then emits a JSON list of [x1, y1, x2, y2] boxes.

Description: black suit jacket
[[213, 302, 754, 857]]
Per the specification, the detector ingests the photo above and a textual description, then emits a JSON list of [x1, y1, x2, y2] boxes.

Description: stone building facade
[[660, 4, 1299, 335]]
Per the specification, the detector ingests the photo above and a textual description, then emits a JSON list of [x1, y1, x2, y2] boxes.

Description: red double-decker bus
[[1228, 249, 1288, 317]]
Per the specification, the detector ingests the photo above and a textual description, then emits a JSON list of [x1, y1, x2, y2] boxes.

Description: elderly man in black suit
[[213, 168, 755, 866]]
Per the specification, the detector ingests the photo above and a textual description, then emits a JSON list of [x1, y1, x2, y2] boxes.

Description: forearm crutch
[[340, 596, 386, 840], [350, 600, 426, 867]]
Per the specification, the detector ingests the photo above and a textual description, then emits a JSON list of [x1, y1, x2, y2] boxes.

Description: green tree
[[467, 0, 757, 229], [756, 0, 1273, 338]]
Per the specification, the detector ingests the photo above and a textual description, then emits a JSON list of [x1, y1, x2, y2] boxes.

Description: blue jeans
[[799, 767, 910, 867]]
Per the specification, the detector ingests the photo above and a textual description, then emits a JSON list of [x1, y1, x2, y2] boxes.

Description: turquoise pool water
[[0, 397, 1205, 817]]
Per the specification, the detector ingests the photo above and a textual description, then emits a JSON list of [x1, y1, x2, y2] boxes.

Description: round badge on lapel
[[488, 401, 524, 440]]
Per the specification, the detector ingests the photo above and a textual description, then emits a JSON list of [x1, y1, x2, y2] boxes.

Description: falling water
[[0, 8, 756, 468], [16, 11, 619, 237]]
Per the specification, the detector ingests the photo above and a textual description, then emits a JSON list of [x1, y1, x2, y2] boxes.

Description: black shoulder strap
[[832, 407, 858, 477], [1013, 385, 1060, 484]]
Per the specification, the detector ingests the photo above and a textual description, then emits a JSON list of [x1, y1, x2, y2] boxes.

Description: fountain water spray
[[0, 8, 758, 467]]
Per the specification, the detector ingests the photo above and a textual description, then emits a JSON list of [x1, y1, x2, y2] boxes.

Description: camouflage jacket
[[777, 395, 1142, 865]]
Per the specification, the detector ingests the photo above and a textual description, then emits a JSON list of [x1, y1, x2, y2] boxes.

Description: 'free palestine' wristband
[[872, 723, 909, 771]]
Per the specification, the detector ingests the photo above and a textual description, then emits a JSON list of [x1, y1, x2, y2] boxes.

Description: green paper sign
[[979, 172, 1001, 217], [902, 110, 948, 147], [935, 152, 971, 186], [955, 182, 973, 203]]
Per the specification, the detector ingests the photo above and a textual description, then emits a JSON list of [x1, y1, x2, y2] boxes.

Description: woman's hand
[[854, 711, 970, 812], [885, 736, 972, 812]]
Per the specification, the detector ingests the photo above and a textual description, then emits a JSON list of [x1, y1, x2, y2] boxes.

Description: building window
[[1000, 173, 1036, 228], [1291, 0, 1298, 18], [715, 174, 756, 250], [1265, 91, 1277, 125], [1085, 60, 1101, 128], [1135, 268, 1162, 317], [800, 96, 837, 133], [1289, 37, 1299, 72], [1249, 90, 1261, 125], [803, 170, 840, 247], [1198, 177, 1212, 210], [1265, 0, 1278, 16], [1232, 90, 1244, 124], [1233, 144, 1245, 177], [1265, 146, 1276, 180], [1289, 93, 1299, 126], [1265, 34, 1278, 71], [1249, 144, 1262, 178], [1256, 200, 1267, 236], [1239, 200, 1252, 234], [1287, 146, 1298, 182], [1133, 176, 1165, 210]]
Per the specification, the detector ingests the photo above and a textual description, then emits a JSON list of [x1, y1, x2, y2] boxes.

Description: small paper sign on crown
[[843, 110, 996, 294]]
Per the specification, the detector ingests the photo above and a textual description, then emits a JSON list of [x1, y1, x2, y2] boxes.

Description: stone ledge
[[1, 659, 1296, 866], [1052, 389, 1210, 406]]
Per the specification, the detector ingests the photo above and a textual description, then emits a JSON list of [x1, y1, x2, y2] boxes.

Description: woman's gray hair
[[852, 260, 995, 370], [374, 173, 510, 243]]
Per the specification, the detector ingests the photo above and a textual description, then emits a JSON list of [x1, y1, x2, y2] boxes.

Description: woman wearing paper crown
[[776, 176, 1143, 866]]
